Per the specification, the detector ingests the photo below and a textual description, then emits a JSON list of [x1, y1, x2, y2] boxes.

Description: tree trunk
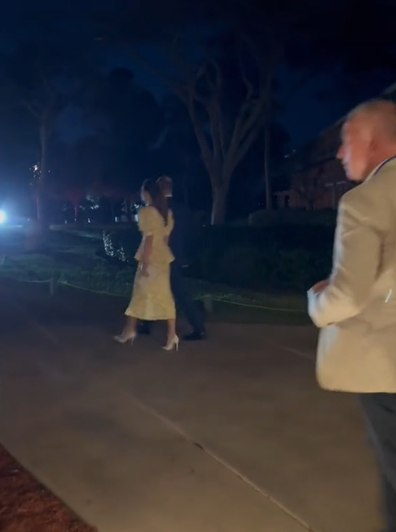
[[211, 184, 228, 225], [263, 121, 272, 210], [110, 201, 116, 222], [35, 185, 47, 233], [37, 124, 50, 232], [262, 61, 275, 211], [73, 203, 79, 223], [27, 124, 50, 251], [125, 200, 132, 223]]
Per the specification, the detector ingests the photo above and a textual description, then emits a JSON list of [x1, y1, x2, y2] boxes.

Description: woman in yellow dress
[[114, 179, 178, 350]]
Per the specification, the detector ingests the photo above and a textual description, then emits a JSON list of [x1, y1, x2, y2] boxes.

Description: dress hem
[[125, 310, 176, 320]]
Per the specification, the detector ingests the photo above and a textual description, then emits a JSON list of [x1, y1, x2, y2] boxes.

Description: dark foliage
[[103, 221, 333, 292]]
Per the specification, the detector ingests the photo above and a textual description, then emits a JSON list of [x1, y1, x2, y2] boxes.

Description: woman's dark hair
[[141, 178, 169, 225]]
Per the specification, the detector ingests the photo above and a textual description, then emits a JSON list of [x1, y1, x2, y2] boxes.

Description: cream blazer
[[308, 159, 396, 393]]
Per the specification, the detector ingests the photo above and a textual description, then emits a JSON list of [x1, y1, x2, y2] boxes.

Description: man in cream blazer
[[308, 99, 396, 532]]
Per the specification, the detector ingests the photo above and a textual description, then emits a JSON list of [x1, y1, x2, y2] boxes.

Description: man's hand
[[311, 280, 329, 295]]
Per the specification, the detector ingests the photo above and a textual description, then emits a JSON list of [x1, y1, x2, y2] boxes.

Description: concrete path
[[0, 281, 381, 532]]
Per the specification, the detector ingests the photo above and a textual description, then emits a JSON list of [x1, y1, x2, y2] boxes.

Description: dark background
[[0, 0, 395, 221]]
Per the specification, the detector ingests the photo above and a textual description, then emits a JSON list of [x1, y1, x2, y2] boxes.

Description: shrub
[[192, 223, 334, 256], [103, 228, 140, 265], [249, 208, 337, 228], [261, 248, 327, 291], [104, 220, 334, 293], [218, 245, 263, 288], [191, 244, 332, 292]]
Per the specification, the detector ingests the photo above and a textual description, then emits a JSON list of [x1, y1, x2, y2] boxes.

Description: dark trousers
[[170, 262, 204, 332], [140, 262, 204, 332], [360, 393, 396, 532]]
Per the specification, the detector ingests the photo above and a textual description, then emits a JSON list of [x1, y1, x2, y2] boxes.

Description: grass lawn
[[0, 227, 309, 326], [208, 299, 309, 325]]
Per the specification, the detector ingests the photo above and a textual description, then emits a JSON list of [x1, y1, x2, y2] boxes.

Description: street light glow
[[0, 210, 6, 224]]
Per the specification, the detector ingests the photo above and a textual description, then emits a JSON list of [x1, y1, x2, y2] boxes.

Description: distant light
[[0, 210, 6, 224]]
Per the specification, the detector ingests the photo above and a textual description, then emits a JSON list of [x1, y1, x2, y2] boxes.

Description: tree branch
[[237, 36, 255, 101], [283, 68, 317, 105], [232, 113, 263, 169], [185, 96, 214, 180], [162, 39, 197, 81], [20, 99, 42, 120], [198, 60, 226, 161], [127, 45, 187, 101], [36, 58, 56, 98], [227, 39, 274, 156], [228, 90, 266, 158]]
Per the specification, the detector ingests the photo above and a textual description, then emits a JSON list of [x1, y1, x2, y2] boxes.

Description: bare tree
[[0, 31, 97, 233], [93, 0, 333, 221], [125, 34, 278, 224]]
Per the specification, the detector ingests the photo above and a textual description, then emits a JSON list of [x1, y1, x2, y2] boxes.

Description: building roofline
[[322, 80, 396, 133], [290, 80, 396, 155], [383, 81, 396, 96]]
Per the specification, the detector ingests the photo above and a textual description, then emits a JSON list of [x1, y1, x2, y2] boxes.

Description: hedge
[[188, 242, 332, 292], [102, 223, 333, 292], [103, 227, 141, 264], [249, 208, 337, 228]]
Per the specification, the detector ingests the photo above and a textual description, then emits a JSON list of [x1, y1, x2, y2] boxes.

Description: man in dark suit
[[139, 176, 206, 341]]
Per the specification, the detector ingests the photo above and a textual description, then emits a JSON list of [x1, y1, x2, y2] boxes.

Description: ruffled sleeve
[[138, 206, 158, 236]]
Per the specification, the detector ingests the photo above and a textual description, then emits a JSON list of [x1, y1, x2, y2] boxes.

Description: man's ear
[[369, 137, 380, 153]]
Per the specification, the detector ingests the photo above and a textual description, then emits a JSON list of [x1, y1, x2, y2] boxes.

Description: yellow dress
[[125, 206, 175, 321]]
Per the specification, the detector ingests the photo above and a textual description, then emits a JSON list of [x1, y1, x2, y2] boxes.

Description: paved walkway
[[0, 280, 381, 532]]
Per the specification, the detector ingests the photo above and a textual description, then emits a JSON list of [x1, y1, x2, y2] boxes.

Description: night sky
[[0, 1, 395, 148], [280, 69, 396, 147], [121, 60, 396, 148]]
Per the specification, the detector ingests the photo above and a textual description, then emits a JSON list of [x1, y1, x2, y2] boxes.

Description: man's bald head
[[348, 99, 396, 141], [338, 99, 396, 182]]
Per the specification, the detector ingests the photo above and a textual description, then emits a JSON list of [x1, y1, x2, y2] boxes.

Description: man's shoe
[[183, 330, 207, 341]]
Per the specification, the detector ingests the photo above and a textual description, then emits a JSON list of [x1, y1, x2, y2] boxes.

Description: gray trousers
[[360, 393, 396, 532]]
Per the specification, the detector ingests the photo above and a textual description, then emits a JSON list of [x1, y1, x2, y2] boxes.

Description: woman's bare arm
[[141, 235, 153, 274]]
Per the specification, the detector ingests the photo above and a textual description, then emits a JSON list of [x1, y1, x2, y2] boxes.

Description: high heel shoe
[[163, 335, 179, 351], [113, 332, 137, 345]]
